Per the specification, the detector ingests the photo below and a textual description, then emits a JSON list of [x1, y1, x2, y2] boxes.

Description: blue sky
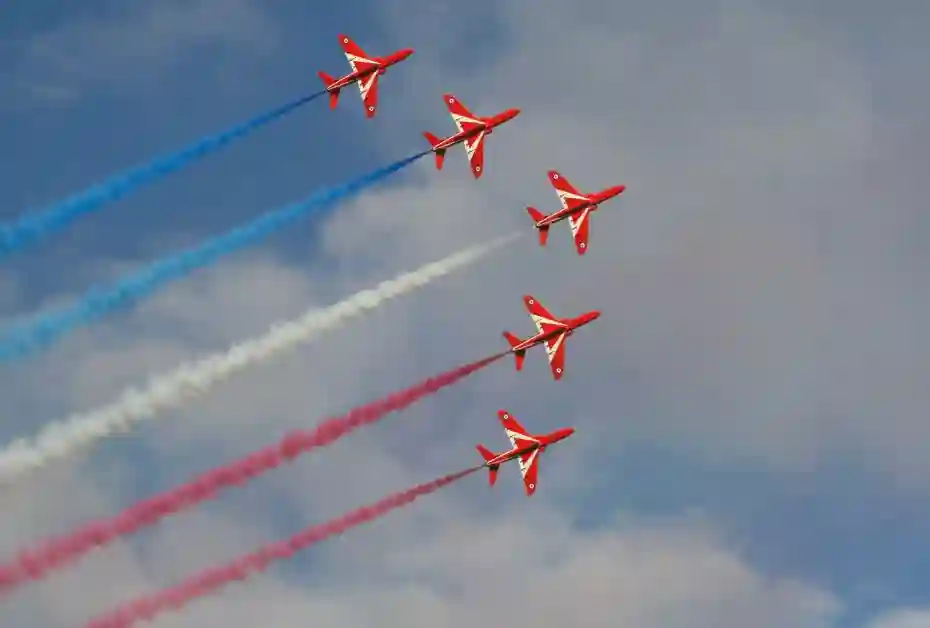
[[2, 2, 929, 628]]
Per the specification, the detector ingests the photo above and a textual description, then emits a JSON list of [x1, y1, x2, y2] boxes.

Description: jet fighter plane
[[527, 170, 626, 255], [318, 34, 415, 118], [503, 295, 600, 381], [423, 94, 520, 178], [476, 409, 575, 496]]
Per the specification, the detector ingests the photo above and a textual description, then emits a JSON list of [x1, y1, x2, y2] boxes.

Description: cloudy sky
[[1, 1, 928, 626]]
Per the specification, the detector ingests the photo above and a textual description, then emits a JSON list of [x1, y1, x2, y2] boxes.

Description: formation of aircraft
[[528, 170, 627, 255], [318, 34, 415, 118], [0, 28, 632, 625], [503, 295, 600, 381], [319, 34, 618, 498], [423, 94, 521, 179], [476, 410, 575, 496]]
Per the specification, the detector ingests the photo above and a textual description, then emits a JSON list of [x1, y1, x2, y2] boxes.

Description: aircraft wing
[[523, 295, 568, 336], [499, 410, 537, 449], [517, 447, 541, 496], [340, 35, 380, 75], [497, 411, 543, 495], [444, 94, 484, 133], [356, 71, 380, 118], [548, 170, 589, 210], [464, 131, 486, 178], [568, 208, 592, 255], [544, 332, 567, 380]]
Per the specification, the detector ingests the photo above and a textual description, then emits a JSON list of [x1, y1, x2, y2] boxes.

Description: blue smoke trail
[[0, 151, 429, 363], [0, 91, 325, 260]]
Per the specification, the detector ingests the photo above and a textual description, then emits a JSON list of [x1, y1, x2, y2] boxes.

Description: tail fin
[[527, 207, 550, 246], [318, 71, 340, 109], [423, 132, 446, 170], [502, 332, 526, 371], [476, 444, 499, 486]]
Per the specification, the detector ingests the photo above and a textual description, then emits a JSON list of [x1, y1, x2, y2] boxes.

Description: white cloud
[[367, 0, 930, 481], [868, 609, 930, 628], [15, 0, 276, 96], [2, 0, 928, 625], [4, 449, 844, 628], [0, 247, 845, 627]]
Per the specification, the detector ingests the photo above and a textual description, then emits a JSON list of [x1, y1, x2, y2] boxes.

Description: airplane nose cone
[[590, 310, 601, 321], [402, 48, 415, 58], [509, 108, 521, 119]]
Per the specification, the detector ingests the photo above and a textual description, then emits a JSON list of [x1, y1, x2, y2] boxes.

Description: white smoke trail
[[0, 234, 519, 485]]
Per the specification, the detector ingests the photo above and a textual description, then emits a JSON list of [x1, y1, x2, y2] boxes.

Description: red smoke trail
[[0, 353, 504, 594], [86, 466, 480, 628]]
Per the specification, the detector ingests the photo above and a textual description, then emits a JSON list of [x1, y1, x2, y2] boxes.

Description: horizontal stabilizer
[[423, 132, 446, 170], [502, 332, 526, 370], [318, 72, 340, 109], [318, 70, 337, 88], [476, 444, 499, 486], [526, 207, 549, 246]]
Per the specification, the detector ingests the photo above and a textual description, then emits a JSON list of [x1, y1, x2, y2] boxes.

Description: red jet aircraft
[[527, 170, 626, 255], [503, 295, 600, 381], [423, 94, 520, 179], [476, 409, 575, 496], [318, 34, 414, 118]]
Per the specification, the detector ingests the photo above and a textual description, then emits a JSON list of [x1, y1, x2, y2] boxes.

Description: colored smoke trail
[[0, 233, 517, 484], [84, 467, 480, 628], [0, 91, 324, 259], [0, 151, 428, 363], [0, 355, 498, 592]]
